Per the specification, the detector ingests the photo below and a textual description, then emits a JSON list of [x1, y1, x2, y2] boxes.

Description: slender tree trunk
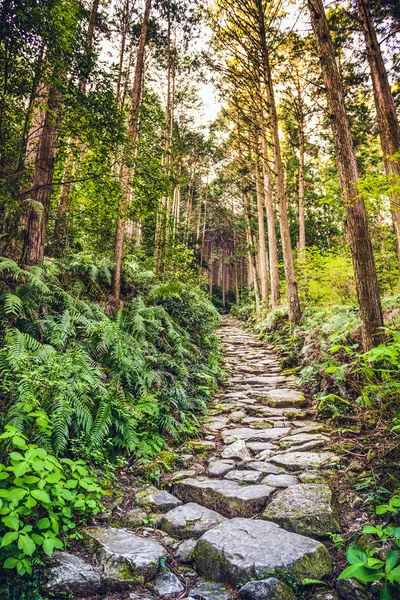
[[298, 116, 306, 259], [256, 0, 301, 322], [112, 0, 152, 302], [254, 133, 269, 308], [245, 200, 260, 312], [308, 0, 384, 350], [209, 243, 213, 298], [258, 95, 280, 306], [356, 0, 400, 272]]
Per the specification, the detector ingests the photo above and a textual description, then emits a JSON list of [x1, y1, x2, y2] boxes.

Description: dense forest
[[1, 0, 400, 598]]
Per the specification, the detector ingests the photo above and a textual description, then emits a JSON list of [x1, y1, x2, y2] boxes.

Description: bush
[[0, 426, 103, 577]]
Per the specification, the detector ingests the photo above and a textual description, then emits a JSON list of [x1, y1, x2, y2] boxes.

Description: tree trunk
[[298, 115, 306, 259], [21, 84, 60, 266], [308, 0, 384, 350], [258, 96, 280, 306], [256, 0, 301, 322], [254, 133, 269, 308], [112, 0, 152, 302], [356, 0, 400, 273]]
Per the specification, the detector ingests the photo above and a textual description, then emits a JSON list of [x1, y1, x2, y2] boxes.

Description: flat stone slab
[[229, 410, 246, 422], [263, 484, 340, 538], [176, 538, 196, 563], [83, 527, 167, 584], [208, 459, 236, 477], [174, 477, 275, 518], [278, 433, 329, 449], [42, 551, 102, 596], [247, 442, 278, 453], [270, 452, 340, 471], [135, 486, 182, 511], [224, 469, 263, 484], [222, 428, 290, 443], [188, 579, 233, 600], [159, 502, 226, 539], [238, 577, 295, 600], [245, 461, 283, 474], [263, 474, 298, 488], [193, 518, 332, 584], [257, 389, 307, 408]]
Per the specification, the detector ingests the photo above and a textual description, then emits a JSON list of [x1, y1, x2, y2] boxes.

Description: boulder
[[135, 486, 182, 511], [238, 578, 295, 600], [263, 484, 340, 538], [193, 518, 332, 584], [176, 539, 197, 563], [308, 591, 339, 600], [174, 477, 274, 518], [224, 469, 263, 484], [159, 502, 226, 539], [42, 551, 102, 596], [155, 572, 184, 596], [188, 579, 233, 600], [208, 460, 236, 477], [270, 452, 339, 472], [83, 527, 167, 585], [221, 440, 251, 461]]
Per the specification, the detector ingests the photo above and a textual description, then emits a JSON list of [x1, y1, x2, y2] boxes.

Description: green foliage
[[339, 546, 400, 599], [0, 426, 103, 577], [0, 257, 223, 462]]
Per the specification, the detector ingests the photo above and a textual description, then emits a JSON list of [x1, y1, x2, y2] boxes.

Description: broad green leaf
[[3, 557, 18, 569], [347, 546, 367, 565], [2, 514, 19, 531], [37, 517, 50, 529], [18, 534, 36, 555], [386, 550, 399, 572], [31, 489, 51, 503], [1, 531, 19, 547]]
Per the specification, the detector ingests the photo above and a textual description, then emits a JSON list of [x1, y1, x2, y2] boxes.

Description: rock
[[255, 449, 277, 461], [229, 410, 246, 422], [160, 502, 226, 539], [208, 460, 235, 477], [155, 572, 184, 596], [83, 527, 167, 584], [222, 428, 291, 443], [188, 579, 233, 600], [191, 440, 216, 452], [336, 579, 370, 600], [129, 593, 154, 600], [123, 508, 148, 527], [247, 442, 277, 453], [174, 477, 274, 518], [263, 474, 298, 488], [193, 518, 332, 584], [221, 440, 251, 461], [135, 486, 182, 512], [176, 539, 197, 563], [42, 551, 102, 596], [207, 418, 229, 431], [308, 591, 339, 600], [170, 469, 197, 482], [247, 461, 283, 474], [299, 472, 327, 484], [238, 578, 295, 600], [270, 452, 340, 471], [225, 469, 263, 483], [263, 484, 340, 538], [258, 389, 307, 408], [278, 433, 329, 449]]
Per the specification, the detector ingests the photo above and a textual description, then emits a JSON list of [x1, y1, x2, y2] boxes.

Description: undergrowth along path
[[45, 317, 366, 600]]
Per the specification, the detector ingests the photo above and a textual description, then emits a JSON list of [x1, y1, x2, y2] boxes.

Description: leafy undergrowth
[[0, 255, 223, 597], [232, 299, 400, 599]]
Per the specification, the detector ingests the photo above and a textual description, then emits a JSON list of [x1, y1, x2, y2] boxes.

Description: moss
[[139, 451, 178, 480], [250, 420, 273, 429]]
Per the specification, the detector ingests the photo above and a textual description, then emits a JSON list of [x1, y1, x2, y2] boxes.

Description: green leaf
[[380, 583, 392, 600], [18, 534, 36, 555], [1, 531, 19, 547], [37, 517, 50, 530], [338, 564, 364, 580], [13, 462, 29, 478], [347, 546, 367, 565], [12, 436, 27, 449], [386, 550, 399, 572], [31, 489, 51, 503], [362, 525, 378, 534], [42, 538, 56, 557], [2, 514, 19, 530], [3, 557, 18, 569], [7, 488, 27, 502], [301, 578, 327, 586]]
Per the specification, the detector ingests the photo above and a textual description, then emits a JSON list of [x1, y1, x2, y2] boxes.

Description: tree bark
[[356, 0, 400, 272], [256, 0, 301, 323], [111, 0, 152, 302], [308, 0, 384, 350], [254, 133, 269, 308], [258, 97, 280, 306], [21, 84, 60, 266]]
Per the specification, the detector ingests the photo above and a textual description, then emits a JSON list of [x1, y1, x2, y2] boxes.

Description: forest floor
[[44, 316, 370, 600]]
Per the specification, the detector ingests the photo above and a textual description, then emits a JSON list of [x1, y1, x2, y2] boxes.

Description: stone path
[[44, 317, 362, 600]]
